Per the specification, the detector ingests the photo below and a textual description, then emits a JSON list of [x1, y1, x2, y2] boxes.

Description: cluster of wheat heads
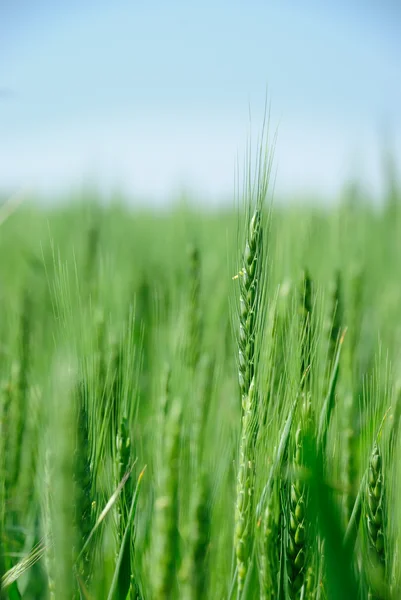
[[0, 144, 401, 599]]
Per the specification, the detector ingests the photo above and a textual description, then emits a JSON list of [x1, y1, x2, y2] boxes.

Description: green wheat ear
[[73, 382, 95, 584], [286, 399, 313, 599], [114, 416, 135, 600], [180, 471, 211, 600], [327, 270, 343, 378], [366, 443, 386, 562], [238, 209, 262, 403], [259, 479, 281, 600], [299, 269, 313, 392], [234, 203, 264, 595], [154, 398, 182, 600]]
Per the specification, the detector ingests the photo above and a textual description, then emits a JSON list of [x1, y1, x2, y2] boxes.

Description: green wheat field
[[1, 142, 401, 599]]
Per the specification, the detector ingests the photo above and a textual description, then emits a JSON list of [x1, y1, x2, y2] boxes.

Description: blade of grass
[[317, 329, 347, 451]]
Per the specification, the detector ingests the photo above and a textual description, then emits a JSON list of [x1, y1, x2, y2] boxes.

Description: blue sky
[[1, 1, 400, 204]]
